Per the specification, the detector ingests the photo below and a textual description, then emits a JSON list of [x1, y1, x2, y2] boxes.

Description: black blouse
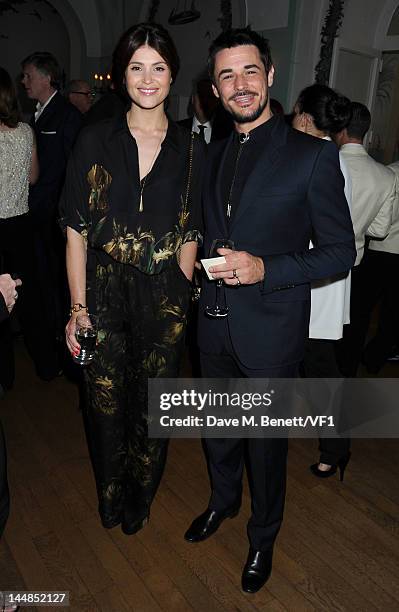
[[60, 113, 205, 274]]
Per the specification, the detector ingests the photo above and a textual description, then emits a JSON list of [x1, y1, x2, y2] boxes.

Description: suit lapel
[[230, 117, 288, 230], [35, 93, 59, 130]]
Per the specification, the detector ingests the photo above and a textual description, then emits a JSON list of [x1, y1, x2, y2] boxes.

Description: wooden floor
[[1, 340, 399, 611]]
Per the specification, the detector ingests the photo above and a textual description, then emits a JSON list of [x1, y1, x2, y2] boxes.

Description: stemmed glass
[[205, 239, 234, 318]]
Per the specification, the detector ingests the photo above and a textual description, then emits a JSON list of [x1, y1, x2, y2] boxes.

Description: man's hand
[[209, 248, 265, 286], [0, 274, 22, 312]]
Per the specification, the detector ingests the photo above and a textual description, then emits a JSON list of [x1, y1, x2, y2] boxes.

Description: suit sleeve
[[261, 141, 356, 294], [366, 171, 396, 239]]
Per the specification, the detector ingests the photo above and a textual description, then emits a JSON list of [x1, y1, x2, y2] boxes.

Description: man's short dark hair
[[208, 27, 273, 82], [21, 52, 61, 88], [346, 102, 371, 140]]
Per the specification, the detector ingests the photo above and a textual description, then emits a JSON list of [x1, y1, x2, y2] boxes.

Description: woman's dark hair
[[112, 22, 180, 93], [208, 27, 273, 83], [0, 66, 21, 128], [21, 51, 61, 89], [295, 83, 352, 134]]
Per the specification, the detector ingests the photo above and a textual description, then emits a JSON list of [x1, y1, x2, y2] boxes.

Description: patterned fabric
[[60, 116, 204, 274], [0, 123, 33, 219], [84, 258, 191, 528], [60, 114, 204, 528]]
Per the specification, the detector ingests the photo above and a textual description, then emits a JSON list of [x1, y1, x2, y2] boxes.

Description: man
[[360, 160, 399, 372], [21, 52, 82, 380], [184, 28, 355, 593], [333, 102, 397, 376], [178, 77, 233, 143], [67, 79, 95, 114], [0, 273, 21, 539]]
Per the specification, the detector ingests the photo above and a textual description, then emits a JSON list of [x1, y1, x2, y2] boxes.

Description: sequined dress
[[0, 121, 41, 391], [0, 122, 33, 219]]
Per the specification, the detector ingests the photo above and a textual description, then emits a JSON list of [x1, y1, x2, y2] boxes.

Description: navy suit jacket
[[198, 116, 356, 369], [29, 92, 82, 223]]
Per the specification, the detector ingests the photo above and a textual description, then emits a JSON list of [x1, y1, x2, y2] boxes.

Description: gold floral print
[[87, 164, 112, 212], [103, 222, 154, 264], [142, 350, 167, 377]]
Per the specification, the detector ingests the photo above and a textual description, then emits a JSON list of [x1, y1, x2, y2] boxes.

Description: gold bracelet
[[70, 303, 87, 316]]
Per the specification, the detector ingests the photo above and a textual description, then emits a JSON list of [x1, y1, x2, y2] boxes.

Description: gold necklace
[[127, 116, 167, 212]]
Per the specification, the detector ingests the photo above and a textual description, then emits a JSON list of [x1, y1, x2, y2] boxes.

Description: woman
[[0, 66, 39, 391], [292, 83, 352, 480], [61, 23, 204, 534]]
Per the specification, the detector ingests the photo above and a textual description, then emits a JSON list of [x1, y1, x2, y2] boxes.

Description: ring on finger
[[232, 269, 237, 278], [236, 277, 241, 286]]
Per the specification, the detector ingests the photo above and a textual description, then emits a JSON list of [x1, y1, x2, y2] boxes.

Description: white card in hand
[[201, 256, 226, 280]]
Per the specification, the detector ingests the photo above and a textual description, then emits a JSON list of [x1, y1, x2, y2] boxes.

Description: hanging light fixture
[[168, 0, 201, 25]]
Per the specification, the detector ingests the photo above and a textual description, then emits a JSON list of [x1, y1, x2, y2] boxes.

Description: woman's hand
[[65, 314, 80, 357]]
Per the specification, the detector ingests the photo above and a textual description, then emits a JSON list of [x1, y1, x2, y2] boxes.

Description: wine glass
[[205, 239, 234, 318]]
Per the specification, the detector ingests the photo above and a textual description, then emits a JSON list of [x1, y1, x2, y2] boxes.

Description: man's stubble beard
[[225, 91, 269, 125]]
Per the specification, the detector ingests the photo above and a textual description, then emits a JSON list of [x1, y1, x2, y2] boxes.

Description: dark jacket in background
[[29, 91, 82, 223]]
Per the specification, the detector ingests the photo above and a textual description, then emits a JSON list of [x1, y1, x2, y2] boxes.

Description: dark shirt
[[60, 114, 205, 274], [221, 115, 278, 225]]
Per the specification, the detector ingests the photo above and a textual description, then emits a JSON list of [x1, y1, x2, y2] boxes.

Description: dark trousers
[[301, 338, 350, 465], [0, 214, 56, 386], [338, 251, 399, 376], [84, 259, 190, 528], [0, 418, 10, 538], [200, 323, 297, 551], [362, 250, 399, 371], [31, 217, 68, 379]]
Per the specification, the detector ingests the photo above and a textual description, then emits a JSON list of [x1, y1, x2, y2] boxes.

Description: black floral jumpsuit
[[60, 116, 204, 531]]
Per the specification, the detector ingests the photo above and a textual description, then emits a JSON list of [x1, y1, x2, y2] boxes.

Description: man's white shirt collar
[[192, 115, 212, 143], [35, 90, 58, 122]]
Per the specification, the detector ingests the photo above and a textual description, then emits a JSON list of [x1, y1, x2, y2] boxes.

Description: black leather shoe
[[241, 547, 273, 593], [184, 506, 239, 543]]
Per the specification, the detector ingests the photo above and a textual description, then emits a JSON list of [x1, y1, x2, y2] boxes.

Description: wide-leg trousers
[[84, 258, 190, 528]]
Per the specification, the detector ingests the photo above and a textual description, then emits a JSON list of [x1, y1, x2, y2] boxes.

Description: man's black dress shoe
[[241, 547, 273, 593], [184, 506, 239, 543]]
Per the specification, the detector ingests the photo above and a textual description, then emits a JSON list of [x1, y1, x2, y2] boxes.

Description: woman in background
[[61, 23, 204, 534], [292, 83, 353, 480], [0, 66, 39, 392]]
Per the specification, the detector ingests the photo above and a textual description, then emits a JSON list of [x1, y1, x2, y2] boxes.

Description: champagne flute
[[205, 239, 234, 318]]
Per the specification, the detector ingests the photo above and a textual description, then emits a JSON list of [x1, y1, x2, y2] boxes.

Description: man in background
[[67, 79, 94, 115], [361, 159, 399, 372], [333, 102, 397, 376], [179, 77, 233, 143], [21, 51, 82, 380]]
